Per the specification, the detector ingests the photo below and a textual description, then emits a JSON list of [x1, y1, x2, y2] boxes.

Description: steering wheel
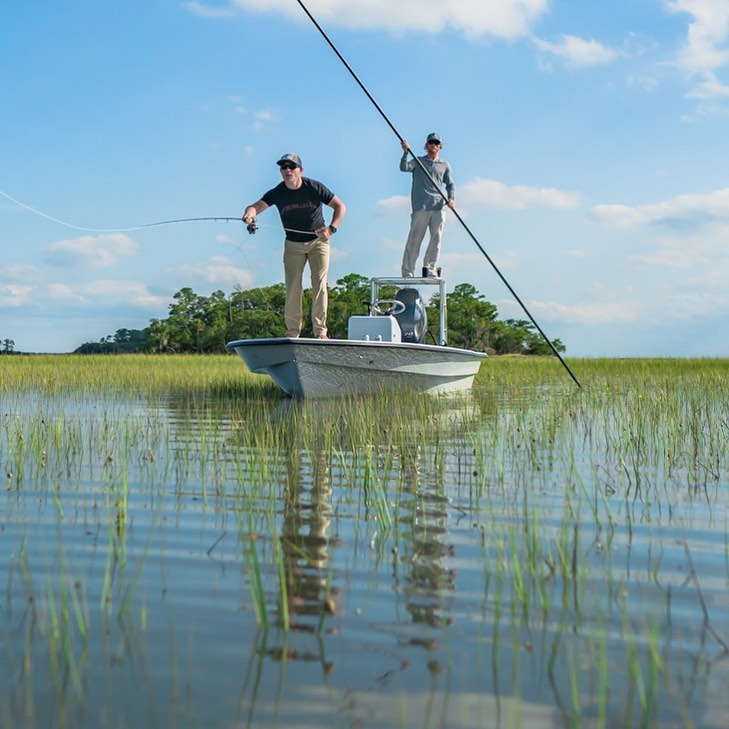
[[371, 299, 406, 316]]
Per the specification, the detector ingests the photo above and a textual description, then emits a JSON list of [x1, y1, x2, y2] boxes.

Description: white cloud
[[687, 77, 729, 100], [662, 290, 729, 318], [377, 180, 580, 215], [0, 284, 33, 308], [173, 255, 255, 288], [187, 0, 549, 39], [182, 1, 235, 18], [441, 250, 520, 280], [628, 248, 702, 268], [627, 75, 659, 91], [459, 178, 581, 210], [226, 97, 276, 130], [48, 283, 86, 303], [45, 234, 138, 268], [252, 109, 279, 130], [527, 299, 641, 324], [254, 109, 277, 123], [533, 34, 621, 69], [686, 268, 729, 287], [377, 195, 410, 215], [47, 281, 167, 309], [593, 191, 729, 273], [329, 245, 348, 264], [536, 287, 729, 327], [667, 0, 729, 99], [0, 263, 44, 282], [592, 187, 729, 227], [84, 281, 168, 307], [630, 224, 729, 270]]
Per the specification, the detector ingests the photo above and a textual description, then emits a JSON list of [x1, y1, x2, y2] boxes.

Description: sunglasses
[[279, 163, 297, 170], [427, 140, 441, 145]]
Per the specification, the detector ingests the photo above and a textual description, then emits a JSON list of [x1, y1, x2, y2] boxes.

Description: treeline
[[74, 273, 565, 356], [74, 329, 148, 354]]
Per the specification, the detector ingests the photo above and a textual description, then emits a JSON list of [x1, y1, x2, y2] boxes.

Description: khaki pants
[[283, 238, 330, 338], [401, 209, 446, 277]]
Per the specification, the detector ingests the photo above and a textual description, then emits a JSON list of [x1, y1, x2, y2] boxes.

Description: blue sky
[[2, 0, 729, 356]]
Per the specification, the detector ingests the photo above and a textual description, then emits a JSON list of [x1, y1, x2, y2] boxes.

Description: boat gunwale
[[225, 337, 488, 359]]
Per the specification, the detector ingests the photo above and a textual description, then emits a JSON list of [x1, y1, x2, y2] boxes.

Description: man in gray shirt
[[399, 132, 455, 277]]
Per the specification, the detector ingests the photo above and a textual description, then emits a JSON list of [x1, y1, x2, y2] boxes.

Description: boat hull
[[226, 337, 487, 398]]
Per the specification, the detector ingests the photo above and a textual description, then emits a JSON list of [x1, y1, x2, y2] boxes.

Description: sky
[[2, 0, 729, 357]]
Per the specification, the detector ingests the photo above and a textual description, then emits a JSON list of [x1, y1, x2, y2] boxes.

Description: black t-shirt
[[262, 178, 335, 242]]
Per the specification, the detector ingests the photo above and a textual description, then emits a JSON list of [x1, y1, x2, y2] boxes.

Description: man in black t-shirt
[[243, 153, 346, 339]]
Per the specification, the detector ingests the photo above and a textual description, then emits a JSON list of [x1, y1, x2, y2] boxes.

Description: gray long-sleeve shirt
[[400, 153, 455, 211]]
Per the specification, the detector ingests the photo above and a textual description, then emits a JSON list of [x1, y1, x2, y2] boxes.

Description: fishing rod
[[294, 0, 581, 388], [0, 188, 315, 236], [0, 189, 241, 232]]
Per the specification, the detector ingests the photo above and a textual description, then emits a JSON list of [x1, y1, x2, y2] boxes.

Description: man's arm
[[328, 195, 346, 229], [242, 200, 269, 224], [399, 139, 414, 172], [316, 195, 346, 241], [444, 164, 455, 208]]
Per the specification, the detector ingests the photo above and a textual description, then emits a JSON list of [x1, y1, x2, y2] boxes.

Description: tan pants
[[283, 238, 330, 337], [401, 209, 446, 277]]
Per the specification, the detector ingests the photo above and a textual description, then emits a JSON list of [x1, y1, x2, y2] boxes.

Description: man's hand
[[242, 209, 257, 233], [315, 226, 333, 241]]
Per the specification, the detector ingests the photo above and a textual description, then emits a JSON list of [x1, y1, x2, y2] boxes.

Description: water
[[1, 385, 728, 728]]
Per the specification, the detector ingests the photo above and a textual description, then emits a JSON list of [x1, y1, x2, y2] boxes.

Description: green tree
[[229, 283, 286, 340], [77, 275, 568, 356], [74, 329, 148, 354], [200, 290, 232, 351], [427, 283, 498, 351], [494, 319, 565, 355], [327, 274, 371, 339], [148, 287, 228, 353]]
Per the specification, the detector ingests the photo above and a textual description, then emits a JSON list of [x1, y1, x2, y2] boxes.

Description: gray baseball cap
[[277, 153, 302, 168], [426, 133, 442, 144]]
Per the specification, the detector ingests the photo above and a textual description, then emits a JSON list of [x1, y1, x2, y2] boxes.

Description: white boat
[[226, 276, 487, 398]]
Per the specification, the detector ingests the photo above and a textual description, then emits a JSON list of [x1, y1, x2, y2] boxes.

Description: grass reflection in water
[[1, 354, 728, 729]]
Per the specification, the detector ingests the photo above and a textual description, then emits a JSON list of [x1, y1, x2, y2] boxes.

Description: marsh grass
[[2, 355, 729, 728], [0, 353, 277, 399]]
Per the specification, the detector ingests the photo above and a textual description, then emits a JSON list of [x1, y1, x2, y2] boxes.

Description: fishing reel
[[246, 221, 257, 235]]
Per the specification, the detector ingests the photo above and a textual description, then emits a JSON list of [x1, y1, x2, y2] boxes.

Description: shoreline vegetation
[[65, 274, 565, 356]]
